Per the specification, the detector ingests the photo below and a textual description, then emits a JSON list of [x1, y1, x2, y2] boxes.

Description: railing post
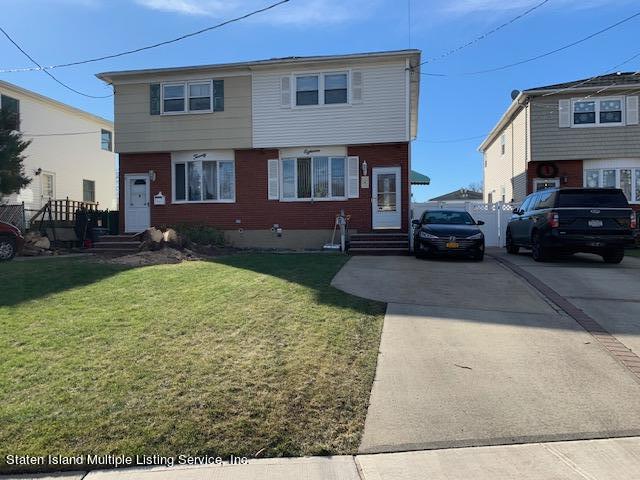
[[65, 197, 70, 222]]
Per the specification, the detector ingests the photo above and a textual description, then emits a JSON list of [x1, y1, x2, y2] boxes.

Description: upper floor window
[[1, 94, 20, 131], [572, 97, 624, 127], [159, 80, 223, 115], [295, 72, 349, 107], [101, 129, 112, 151], [500, 134, 506, 155]]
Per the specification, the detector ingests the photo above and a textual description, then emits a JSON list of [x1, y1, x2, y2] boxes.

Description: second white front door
[[372, 167, 401, 229], [124, 174, 150, 233]]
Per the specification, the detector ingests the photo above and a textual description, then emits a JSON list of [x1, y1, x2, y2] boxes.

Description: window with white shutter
[[268, 159, 279, 199], [347, 156, 359, 198], [626, 95, 639, 125], [559, 99, 571, 128], [280, 76, 291, 108], [351, 71, 363, 103]]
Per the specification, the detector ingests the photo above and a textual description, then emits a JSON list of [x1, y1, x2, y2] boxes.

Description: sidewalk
[[4, 436, 639, 480]]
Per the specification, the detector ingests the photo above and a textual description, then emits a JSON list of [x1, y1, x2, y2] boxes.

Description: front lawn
[[0, 254, 385, 473], [626, 248, 640, 258]]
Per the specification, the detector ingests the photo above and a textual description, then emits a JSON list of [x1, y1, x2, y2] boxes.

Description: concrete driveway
[[332, 255, 640, 454], [492, 250, 640, 354]]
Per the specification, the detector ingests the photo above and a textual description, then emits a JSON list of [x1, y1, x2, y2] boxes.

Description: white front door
[[372, 167, 401, 229], [125, 174, 150, 233]]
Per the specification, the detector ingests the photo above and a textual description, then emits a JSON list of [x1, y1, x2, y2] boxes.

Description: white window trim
[[41, 171, 55, 200], [500, 134, 506, 156], [583, 167, 640, 204], [278, 156, 348, 202], [83, 179, 96, 203], [171, 158, 236, 203], [533, 177, 560, 192], [571, 96, 626, 128], [161, 80, 213, 115], [292, 70, 351, 108]]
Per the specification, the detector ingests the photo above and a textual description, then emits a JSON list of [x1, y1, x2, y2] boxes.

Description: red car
[[0, 221, 24, 261]]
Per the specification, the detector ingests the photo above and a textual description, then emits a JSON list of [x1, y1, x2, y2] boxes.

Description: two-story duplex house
[[480, 73, 640, 211], [0, 80, 116, 212], [97, 49, 421, 249]]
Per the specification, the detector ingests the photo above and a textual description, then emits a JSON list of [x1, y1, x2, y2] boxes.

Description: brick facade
[[527, 160, 584, 194], [119, 143, 409, 235]]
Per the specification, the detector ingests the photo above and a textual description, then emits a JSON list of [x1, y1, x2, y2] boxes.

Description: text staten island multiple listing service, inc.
[[4, 454, 250, 468]]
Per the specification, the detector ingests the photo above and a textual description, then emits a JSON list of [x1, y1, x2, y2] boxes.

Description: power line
[[424, 134, 488, 144], [0, 0, 290, 74], [0, 26, 113, 98], [422, 0, 551, 66], [419, 9, 640, 77], [22, 130, 100, 137]]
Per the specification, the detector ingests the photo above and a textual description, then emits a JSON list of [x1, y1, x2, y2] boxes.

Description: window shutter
[[213, 80, 224, 111], [347, 156, 359, 198], [280, 76, 291, 108], [351, 71, 363, 103], [558, 99, 571, 128], [268, 159, 279, 200], [626, 95, 639, 125], [150, 84, 160, 115]]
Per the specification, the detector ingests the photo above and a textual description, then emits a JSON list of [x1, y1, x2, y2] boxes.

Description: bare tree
[[467, 181, 483, 193]]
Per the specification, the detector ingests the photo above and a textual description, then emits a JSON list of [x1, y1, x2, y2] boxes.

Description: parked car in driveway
[[412, 210, 485, 260], [506, 188, 636, 263], [0, 221, 24, 261]]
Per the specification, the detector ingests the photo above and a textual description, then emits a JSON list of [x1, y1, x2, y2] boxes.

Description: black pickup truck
[[505, 188, 637, 263]]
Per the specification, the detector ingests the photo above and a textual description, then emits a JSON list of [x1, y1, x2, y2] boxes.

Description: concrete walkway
[[332, 255, 640, 454], [4, 437, 640, 480]]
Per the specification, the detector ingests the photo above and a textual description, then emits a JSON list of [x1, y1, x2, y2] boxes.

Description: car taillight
[[547, 211, 559, 228], [632, 212, 638, 229]]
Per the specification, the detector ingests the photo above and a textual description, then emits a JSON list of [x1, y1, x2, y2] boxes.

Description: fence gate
[[411, 201, 519, 248]]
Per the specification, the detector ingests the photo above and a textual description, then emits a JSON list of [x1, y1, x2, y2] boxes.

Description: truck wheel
[[0, 237, 16, 261], [602, 248, 624, 264], [531, 232, 548, 262], [506, 229, 519, 254]]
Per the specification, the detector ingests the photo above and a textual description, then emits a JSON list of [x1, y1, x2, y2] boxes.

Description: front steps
[[87, 234, 141, 256], [348, 232, 409, 256]]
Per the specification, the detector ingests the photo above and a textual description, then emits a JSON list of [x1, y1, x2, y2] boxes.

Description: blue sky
[[1, 0, 638, 200]]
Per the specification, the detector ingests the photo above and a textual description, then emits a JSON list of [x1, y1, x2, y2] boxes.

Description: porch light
[[361, 160, 368, 176], [148, 170, 156, 181]]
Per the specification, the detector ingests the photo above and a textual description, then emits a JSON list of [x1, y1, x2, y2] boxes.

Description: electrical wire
[[0, 0, 290, 74], [418, 9, 640, 77], [422, 0, 551, 65], [22, 131, 101, 137], [424, 134, 489, 144], [0, 26, 113, 98]]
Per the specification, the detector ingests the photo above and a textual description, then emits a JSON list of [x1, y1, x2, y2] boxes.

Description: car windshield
[[422, 211, 476, 225], [557, 189, 629, 208]]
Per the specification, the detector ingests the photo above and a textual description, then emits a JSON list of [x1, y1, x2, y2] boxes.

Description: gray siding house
[[479, 73, 640, 209]]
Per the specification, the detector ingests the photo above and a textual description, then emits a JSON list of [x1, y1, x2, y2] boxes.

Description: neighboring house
[[97, 49, 421, 248], [0, 80, 116, 212], [429, 189, 483, 202], [479, 72, 640, 210]]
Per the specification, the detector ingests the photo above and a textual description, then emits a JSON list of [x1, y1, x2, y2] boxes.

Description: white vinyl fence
[[411, 201, 520, 247]]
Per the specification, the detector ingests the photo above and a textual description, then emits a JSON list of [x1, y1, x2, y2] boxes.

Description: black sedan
[[412, 210, 485, 261]]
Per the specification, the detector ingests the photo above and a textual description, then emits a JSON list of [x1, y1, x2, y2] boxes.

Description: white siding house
[[252, 59, 410, 148], [0, 80, 116, 212]]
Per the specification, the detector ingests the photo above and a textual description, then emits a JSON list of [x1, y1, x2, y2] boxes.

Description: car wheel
[[531, 232, 548, 262], [472, 250, 485, 261], [414, 240, 424, 259], [0, 237, 16, 261], [505, 229, 519, 254], [602, 248, 624, 264]]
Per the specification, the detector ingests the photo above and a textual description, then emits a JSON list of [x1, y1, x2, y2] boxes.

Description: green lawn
[[626, 248, 640, 258], [0, 254, 385, 473]]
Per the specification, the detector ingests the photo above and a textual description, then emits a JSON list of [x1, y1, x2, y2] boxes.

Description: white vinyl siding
[[253, 61, 408, 147]]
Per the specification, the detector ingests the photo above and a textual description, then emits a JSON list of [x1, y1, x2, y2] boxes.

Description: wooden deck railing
[[30, 198, 100, 227]]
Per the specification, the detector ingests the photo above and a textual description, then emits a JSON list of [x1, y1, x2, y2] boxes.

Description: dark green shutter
[[213, 80, 224, 112], [1, 95, 20, 130], [150, 84, 160, 115]]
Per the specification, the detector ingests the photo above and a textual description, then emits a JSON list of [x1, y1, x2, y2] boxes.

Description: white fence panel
[[411, 201, 519, 248]]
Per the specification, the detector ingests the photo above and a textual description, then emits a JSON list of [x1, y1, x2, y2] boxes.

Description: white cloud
[[134, 0, 381, 25]]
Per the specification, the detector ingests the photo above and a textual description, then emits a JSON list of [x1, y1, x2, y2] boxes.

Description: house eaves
[[478, 91, 528, 153], [0, 79, 113, 127]]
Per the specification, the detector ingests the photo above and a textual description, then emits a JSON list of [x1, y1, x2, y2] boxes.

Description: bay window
[[584, 167, 640, 203], [281, 157, 348, 200], [173, 160, 235, 202]]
